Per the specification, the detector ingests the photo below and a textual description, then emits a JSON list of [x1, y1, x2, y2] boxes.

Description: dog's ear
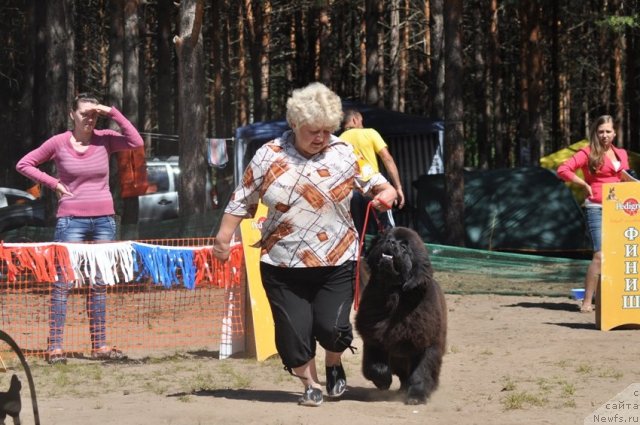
[[401, 247, 430, 292]]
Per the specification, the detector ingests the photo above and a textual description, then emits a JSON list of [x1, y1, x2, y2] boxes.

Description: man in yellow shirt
[[340, 109, 405, 236]]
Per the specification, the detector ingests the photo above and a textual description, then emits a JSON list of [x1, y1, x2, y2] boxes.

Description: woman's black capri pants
[[259, 261, 355, 369]]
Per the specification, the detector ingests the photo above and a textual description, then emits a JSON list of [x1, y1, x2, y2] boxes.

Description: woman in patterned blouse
[[213, 82, 396, 406]]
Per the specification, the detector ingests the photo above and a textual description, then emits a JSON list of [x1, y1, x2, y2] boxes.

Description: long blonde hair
[[587, 115, 615, 174]]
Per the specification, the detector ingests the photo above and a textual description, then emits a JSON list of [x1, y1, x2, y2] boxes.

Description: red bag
[[117, 147, 149, 198]]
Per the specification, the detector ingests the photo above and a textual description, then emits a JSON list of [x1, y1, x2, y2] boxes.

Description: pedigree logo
[[251, 216, 267, 230], [616, 198, 640, 216]]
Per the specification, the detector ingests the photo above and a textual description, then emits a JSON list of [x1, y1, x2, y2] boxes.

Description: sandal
[[91, 347, 127, 360], [48, 351, 67, 365]]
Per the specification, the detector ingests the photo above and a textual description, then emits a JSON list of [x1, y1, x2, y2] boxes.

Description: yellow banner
[[239, 203, 277, 360], [599, 182, 640, 330]]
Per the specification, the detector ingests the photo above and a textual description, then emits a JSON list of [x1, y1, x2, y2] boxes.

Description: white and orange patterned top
[[226, 130, 388, 268]]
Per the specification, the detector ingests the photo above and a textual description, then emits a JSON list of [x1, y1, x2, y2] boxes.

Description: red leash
[[354, 198, 391, 310]]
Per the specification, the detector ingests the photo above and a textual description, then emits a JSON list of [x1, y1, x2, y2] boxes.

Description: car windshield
[[147, 165, 170, 192]]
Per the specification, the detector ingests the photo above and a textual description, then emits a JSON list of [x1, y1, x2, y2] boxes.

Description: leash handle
[[375, 197, 392, 210]]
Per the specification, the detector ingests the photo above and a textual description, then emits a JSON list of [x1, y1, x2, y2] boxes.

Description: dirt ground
[[4, 288, 638, 425]]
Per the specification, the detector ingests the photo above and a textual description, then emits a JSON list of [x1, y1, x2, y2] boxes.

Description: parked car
[[0, 187, 46, 233], [138, 157, 181, 223], [139, 155, 217, 220], [138, 156, 217, 223]]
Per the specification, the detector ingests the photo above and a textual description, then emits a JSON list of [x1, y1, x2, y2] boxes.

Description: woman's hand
[[395, 187, 405, 209], [572, 176, 593, 199], [93, 104, 113, 116], [372, 184, 397, 212], [212, 213, 244, 261], [582, 182, 593, 199], [55, 182, 73, 199], [212, 237, 231, 261]]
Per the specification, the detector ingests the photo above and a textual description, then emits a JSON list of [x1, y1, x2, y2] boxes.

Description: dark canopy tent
[[233, 101, 444, 227], [413, 167, 591, 256]]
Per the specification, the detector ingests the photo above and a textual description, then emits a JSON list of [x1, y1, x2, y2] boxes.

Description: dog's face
[[367, 227, 429, 289]]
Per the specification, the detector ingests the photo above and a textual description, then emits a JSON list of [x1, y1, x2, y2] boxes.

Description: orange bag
[[117, 147, 149, 198]]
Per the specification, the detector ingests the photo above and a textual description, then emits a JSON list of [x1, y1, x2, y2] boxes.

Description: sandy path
[[7, 293, 635, 425]]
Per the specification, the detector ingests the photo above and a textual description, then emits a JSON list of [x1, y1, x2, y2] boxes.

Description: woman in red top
[[557, 115, 629, 312]]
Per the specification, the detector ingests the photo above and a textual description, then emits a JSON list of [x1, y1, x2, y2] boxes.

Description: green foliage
[[598, 15, 640, 33], [4, 0, 640, 180]]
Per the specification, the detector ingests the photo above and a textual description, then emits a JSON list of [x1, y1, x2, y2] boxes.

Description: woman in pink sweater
[[557, 115, 629, 313], [16, 93, 143, 363]]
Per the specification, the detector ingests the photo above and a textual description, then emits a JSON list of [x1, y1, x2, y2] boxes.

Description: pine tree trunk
[[34, 0, 74, 224], [429, 0, 444, 119], [175, 0, 207, 217], [612, 0, 624, 147], [390, 0, 400, 110], [236, 1, 249, 126], [121, 0, 141, 225], [108, 0, 125, 226], [157, 0, 176, 145], [488, 0, 506, 167], [443, 0, 465, 247], [365, 0, 382, 105], [525, 0, 543, 166]]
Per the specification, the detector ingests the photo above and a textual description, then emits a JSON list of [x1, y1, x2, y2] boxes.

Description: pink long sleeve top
[[556, 145, 628, 204], [16, 107, 143, 218]]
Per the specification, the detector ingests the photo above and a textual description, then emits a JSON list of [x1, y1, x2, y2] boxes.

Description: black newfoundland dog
[[355, 226, 447, 405]]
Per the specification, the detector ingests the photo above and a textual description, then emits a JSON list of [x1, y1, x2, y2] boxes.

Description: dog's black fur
[[0, 374, 21, 425], [355, 226, 447, 405]]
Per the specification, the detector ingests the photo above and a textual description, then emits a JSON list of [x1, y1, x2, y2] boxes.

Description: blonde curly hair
[[286, 82, 343, 132]]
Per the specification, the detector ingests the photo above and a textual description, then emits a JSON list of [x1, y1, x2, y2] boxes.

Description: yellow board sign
[[239, 203, 278, 360], [599, 182, 640, 330]]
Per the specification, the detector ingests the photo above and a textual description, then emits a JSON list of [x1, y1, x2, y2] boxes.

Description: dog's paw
[[372, 375, 392, 390], [405, 387, 428, 404], [406, 396, 427, 405], [364, 363, 393, 390]]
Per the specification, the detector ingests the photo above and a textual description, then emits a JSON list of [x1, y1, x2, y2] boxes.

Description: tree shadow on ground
[[543, 322, 596, 330], [503, 301, 580, 312]]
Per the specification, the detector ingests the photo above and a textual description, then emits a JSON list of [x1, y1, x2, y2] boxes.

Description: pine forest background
[[1, 0, 640, 244]]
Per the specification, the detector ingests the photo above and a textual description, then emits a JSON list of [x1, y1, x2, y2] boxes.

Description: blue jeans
[[50, 216, 116, 352], [585, 206, 602, 252]]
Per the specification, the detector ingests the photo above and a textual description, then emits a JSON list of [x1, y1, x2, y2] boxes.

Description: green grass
[[576, 363, 593, 374], [502, 391, 549, 410], [500, 374, 579, 410]]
